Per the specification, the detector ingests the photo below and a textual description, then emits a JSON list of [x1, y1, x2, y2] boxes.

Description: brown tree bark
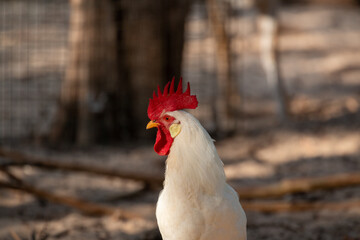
[[119, 0, 191, 138], [48, 0, 192, 145], [207, 0, 241, 136], [49, 0, 118, 146], [256, 0, 290, 122]]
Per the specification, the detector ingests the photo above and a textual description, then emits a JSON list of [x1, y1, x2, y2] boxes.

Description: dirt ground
[[1, 111, 360, 240], [1, 2, 360, 240]]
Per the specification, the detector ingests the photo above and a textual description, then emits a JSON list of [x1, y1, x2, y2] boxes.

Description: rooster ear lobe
[[169, 123, 181, 138]]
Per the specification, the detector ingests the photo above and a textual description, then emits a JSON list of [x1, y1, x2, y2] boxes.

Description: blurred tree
[[49, 0, 118, 146], [49, 0, 191, 146], [256, 0, 290, 121], [117, 0, 191, 140], [206, 0, 241, 136]]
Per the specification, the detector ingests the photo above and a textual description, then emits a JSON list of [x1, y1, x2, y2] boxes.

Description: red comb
[[148, 77, 198, 120]]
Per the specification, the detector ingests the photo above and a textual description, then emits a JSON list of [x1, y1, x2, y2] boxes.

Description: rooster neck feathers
[[164, 110, 226, 196], [148, 80, 247, 240]]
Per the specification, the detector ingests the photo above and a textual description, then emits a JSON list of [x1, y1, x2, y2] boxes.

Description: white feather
[[156, 110, 247, 240]]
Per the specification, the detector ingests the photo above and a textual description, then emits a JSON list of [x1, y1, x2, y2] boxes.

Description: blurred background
[[0, 0, 360, 239]]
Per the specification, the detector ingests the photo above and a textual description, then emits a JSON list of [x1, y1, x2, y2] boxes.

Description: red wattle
[[154, 126, 174, 156]]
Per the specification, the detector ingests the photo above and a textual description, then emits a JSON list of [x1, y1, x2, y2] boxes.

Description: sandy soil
[[1, 112, 360, 240]]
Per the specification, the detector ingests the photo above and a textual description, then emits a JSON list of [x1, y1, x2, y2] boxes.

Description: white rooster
[[146, 78, 247, 240]]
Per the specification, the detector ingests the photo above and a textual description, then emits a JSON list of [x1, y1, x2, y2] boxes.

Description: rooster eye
[[165, 117, 169, 121]]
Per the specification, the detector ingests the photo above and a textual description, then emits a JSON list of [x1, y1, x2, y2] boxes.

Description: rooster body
[[147, 79, 247, 240]]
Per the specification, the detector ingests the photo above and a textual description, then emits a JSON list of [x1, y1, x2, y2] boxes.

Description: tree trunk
[[119, 0, 191, 139], [49, 0, 191, 145], [49, 0, 118, 146], [256, 0, 290, 122], [207, 0, 240, 136]]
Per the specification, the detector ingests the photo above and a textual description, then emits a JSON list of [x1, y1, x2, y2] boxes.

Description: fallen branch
[[2, 148, 360, 201], [235, 172, 360, 200], [102, 186, 149, 202], [2, 178, 358, 215], [0, 180, 119, 216], [1, 165, 359, 215], [9, 230, 22, 240], [0, 168, 141, 219], [0, 148, 163, 185], [242, 199, 360, 213]]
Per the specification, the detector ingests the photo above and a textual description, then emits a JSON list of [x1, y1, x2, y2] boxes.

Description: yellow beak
[[146, 120, 160, 129]]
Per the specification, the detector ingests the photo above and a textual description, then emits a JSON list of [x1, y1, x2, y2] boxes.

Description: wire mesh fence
[[1, 0, 359, 144], [0, 0, 258, 144], [0, 0, 68, 143]]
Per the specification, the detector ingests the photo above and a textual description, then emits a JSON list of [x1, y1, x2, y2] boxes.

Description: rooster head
[[146, 77, 198, 155]]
